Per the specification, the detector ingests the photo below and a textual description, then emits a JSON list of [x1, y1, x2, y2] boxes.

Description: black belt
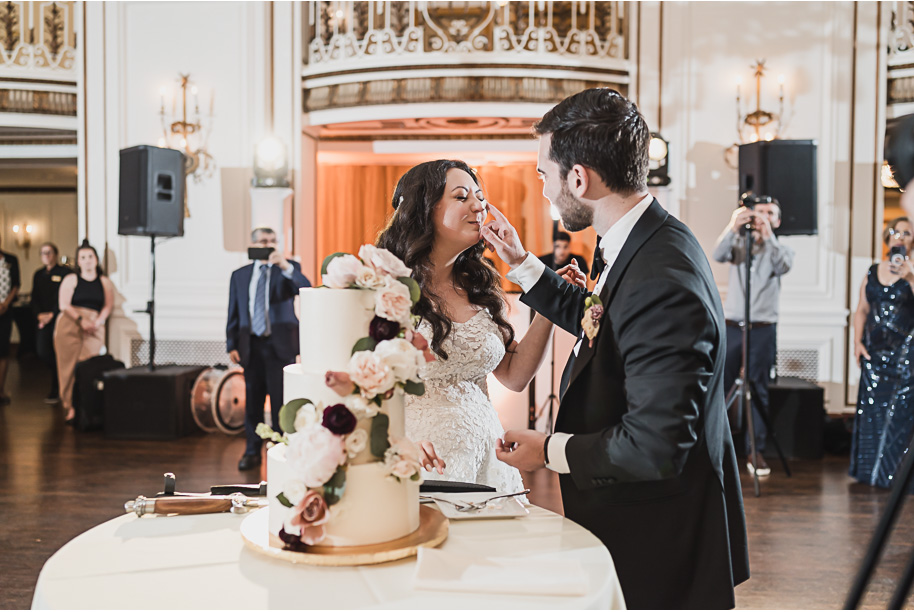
[[726, 320, 774, 330]]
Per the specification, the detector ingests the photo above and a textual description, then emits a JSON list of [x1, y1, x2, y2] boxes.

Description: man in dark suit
[[0, 236, 19, 405], [537, 230, 590, 277], [227, 227, 310, 471], [484, 88, 749, 609]]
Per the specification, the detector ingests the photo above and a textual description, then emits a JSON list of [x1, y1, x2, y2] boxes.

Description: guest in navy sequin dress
[[850, 217, 914, 488]]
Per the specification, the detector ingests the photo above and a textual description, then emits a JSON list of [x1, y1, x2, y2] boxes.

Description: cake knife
[[124, 494, 266, 517]]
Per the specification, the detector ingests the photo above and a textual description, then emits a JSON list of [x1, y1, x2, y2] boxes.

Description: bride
[[376, 160, 586, 491]]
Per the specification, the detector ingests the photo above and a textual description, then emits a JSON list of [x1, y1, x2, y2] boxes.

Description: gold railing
[[0, 1, 77, 79], [303, 1, 630, 113]]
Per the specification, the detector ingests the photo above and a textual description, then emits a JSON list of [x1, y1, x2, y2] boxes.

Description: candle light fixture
[[158, 73, 216, 184], [725, 60, 788, 169]]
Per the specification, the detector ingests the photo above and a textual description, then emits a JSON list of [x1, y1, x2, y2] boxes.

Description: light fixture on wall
[[725, 60, 788, 168], [158, 73, 216, 185], [882, 160, 901, 190], [648, 133, 671, 187], [252, 136, 290, 188], [12, 223, 33, 255]]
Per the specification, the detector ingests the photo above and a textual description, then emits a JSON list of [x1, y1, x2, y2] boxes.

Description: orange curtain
[[315, 163, 597, 290]]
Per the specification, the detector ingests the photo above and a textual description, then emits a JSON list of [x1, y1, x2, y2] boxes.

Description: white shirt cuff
[[505, 252, 546, 293], [546, 432, 573, 474]]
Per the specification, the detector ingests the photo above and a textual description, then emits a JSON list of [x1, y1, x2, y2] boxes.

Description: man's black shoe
[[238, 453, 262, 471]]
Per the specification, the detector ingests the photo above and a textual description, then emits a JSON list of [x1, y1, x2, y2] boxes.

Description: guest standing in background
[[32, 243, 72, 404], [850, 217, 914, 488], [227, 227, 311, 471], [0, 236, 21, 406], [712, 195, 794, 477], [54, 241, 114, 425], [537, 231, 590, 277]]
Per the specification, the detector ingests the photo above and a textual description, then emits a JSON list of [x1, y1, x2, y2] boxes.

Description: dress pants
[[36, 315, 60, 396], [724, 324, 776, 453], [243, 334, 285, 455]]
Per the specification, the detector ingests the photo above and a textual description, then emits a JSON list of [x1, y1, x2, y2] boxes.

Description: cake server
[[124, 493, 266, 517]]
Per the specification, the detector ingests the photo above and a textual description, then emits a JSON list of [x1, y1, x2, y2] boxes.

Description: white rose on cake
[[282, 479, 308, 506], [348, 350, 396, 399], [359, 244, 412, 278], [374, 338, 424, 383], [285, 423, 347, 488], [344, 393, 378, 418], [293, 402, 320, 432], [354, 266, 386, 289], [344, 429, 368, 458], [375, 277, 413, 325], [323, 254, 365, 289]]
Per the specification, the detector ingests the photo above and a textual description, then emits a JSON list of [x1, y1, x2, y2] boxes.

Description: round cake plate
[[240, 505, 448, 567]]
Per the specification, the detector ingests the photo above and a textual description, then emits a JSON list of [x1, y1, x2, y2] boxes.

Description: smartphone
[[248, 247, 274, 260]]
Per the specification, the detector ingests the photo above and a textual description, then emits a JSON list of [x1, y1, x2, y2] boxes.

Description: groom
[[485, 88, 749, 609]]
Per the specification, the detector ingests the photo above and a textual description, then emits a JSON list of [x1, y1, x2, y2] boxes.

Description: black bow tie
[[590, 237, 605, 281]]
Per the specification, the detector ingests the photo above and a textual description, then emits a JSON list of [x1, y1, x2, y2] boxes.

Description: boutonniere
[[581, 295, 604, 348]]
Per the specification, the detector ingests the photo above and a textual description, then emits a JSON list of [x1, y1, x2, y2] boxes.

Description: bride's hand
[[557, 261, 587, 288], [418, 440, 446, 474]]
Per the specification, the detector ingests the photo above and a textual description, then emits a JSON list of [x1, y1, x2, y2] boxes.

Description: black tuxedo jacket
[[521, 200, 749, 609], [226, 261, 310, 368]]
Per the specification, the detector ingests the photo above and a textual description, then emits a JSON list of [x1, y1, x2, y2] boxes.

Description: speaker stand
[[135, 235, 159, 371]]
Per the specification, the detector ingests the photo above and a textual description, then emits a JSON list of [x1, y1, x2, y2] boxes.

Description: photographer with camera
[[849, 217, 914, 488], [226, 227, 310, 471], [713, 195, 795, 476]]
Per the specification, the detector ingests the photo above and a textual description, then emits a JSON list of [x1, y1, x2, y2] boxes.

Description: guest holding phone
[[226, 227, 310, 471], [850, 216, 914, 488]]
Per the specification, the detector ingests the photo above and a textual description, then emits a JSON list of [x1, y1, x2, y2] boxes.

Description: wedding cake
[[261, 245, 434, 549]]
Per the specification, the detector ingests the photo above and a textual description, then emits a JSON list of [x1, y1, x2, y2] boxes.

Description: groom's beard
[[556, 181, 593, 232]]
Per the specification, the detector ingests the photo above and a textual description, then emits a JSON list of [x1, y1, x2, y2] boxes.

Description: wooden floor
[[1, 355, 913, 610]]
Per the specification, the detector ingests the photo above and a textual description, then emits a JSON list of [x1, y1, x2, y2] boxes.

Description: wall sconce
[[12, 223, 33, 255], [648, 133, 671, 186], [252, 136, 290, 188], [158, 73, 216, 184], [726, 60, 788, 168], [882, 160, 901, 190]]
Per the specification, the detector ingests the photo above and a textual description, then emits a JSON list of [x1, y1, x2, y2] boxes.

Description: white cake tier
[[299, 287, 376, 373], [267, 443, 420, 547], [282, 364, 406, 439]]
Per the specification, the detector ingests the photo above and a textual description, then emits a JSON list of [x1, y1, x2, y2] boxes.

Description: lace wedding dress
[[405, 309, 526, 494]]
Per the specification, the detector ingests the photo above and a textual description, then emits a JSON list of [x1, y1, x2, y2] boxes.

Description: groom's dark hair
[[534, 88, 650, 196]]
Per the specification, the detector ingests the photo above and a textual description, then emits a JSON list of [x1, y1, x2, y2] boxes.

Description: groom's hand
[[481, 204, 527, 268], [496, 429, 547, 471]]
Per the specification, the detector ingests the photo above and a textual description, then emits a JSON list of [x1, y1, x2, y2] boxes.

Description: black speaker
[[735, 376, 826, 460], [103, 365, 206, 440], [738, 140, 818, 236], [118, 145, 186, 237]]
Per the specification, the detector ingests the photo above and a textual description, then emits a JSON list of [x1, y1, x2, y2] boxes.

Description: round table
[[31, 504, 625, 609]]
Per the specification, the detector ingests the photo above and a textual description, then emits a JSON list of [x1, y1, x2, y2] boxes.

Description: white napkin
[[414, 547, 589, 597]]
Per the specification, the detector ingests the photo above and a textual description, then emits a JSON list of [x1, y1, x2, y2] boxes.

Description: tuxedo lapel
[[564, 199, 669, 392]]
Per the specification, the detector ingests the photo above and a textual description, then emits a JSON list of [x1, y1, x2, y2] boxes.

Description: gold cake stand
[[240, 505, 448, 567]]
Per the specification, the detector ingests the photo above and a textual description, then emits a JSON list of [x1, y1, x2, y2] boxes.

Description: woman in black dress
[[851, 217, 914, 487]]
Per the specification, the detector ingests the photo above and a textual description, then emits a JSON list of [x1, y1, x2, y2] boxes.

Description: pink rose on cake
[[286, 423, 347, 488], [374, 277, 413, 325], [374, 338, 424, 383], [354, 266, 386, 289], [323, 254, 364, 289], [348, 350, 396, 399], [288, 490, 331, 545], [384, 439, 423, 483], [325, 371, 356, 397], [358, 244, 412, 278]]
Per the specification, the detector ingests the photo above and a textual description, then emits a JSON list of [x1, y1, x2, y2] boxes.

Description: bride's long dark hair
[[376, 160, 515, 359]]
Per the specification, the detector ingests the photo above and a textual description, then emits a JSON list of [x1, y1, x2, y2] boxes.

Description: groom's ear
[[567, 164, 590, 197]]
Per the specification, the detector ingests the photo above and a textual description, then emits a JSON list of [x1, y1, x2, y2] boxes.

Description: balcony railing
[[0, 1, 78, 81], [303, 1, 630, 114]]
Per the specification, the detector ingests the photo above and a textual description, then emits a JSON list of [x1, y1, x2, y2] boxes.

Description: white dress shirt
[[506, 194, 654, 474], [248, 262, 295, 337]]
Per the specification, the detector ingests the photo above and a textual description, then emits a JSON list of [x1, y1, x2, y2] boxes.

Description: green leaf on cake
[[276, 492, 293, 508], [323, 468, 347, 506], [351, 336, 377, 355], [397, 276, 421, 304], [279, 397, 314, 434], [370, 413, 391, 458], [321, 252, 348, 276], [403, 380, 425, 396]]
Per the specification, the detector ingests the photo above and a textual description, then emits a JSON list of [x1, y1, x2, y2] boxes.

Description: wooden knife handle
[[152, 496, 233, 515]]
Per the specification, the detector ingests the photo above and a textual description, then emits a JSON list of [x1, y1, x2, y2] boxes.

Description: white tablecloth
[[31, 505, 625, 609]]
